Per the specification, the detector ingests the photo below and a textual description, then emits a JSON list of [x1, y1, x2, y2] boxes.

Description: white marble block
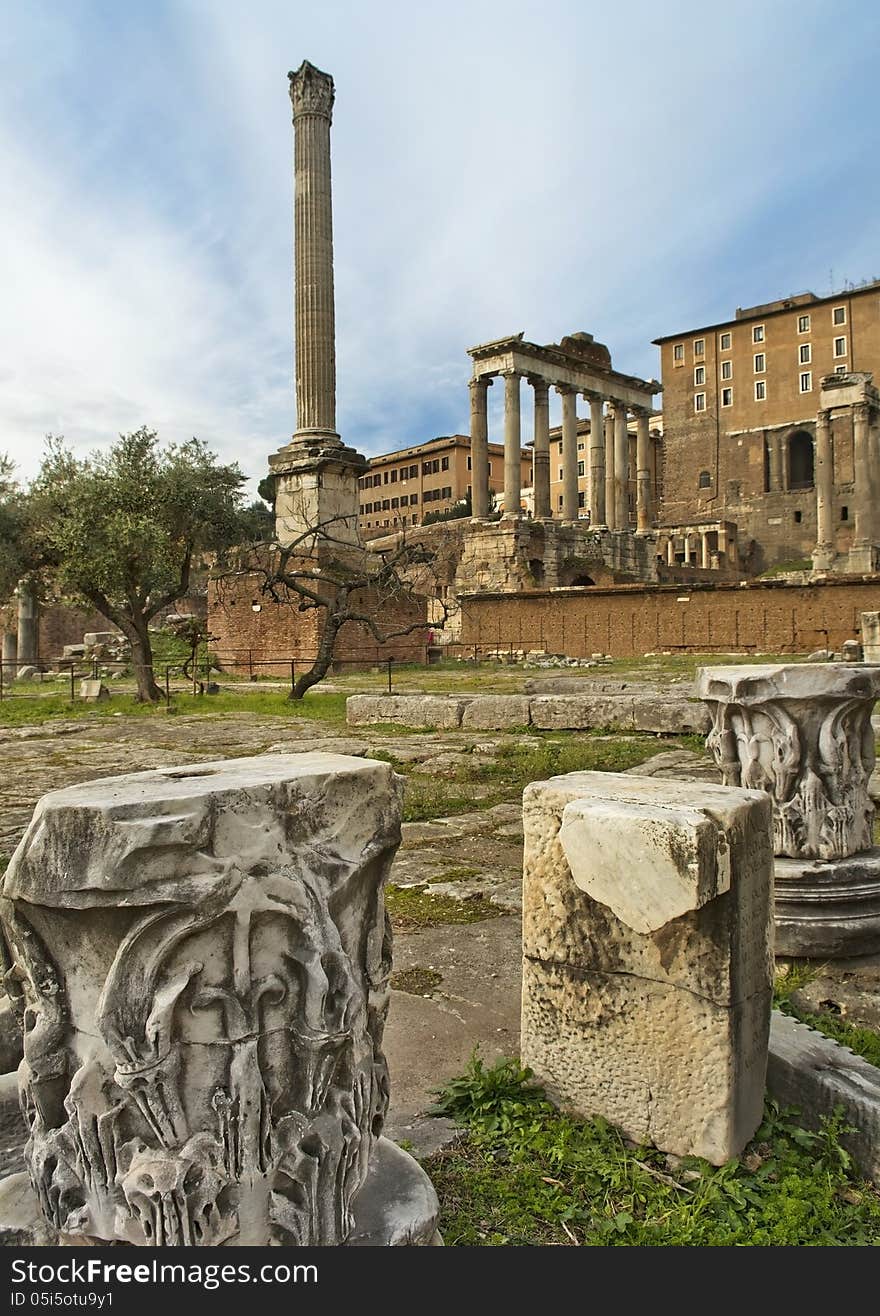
[[0, 753, 439, 1246], [521, 771, 774, 1165]]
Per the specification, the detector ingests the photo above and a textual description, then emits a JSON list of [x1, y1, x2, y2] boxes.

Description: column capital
[[630, 404, 649, 419], [582, 389, 604, 405], [501, 368, 521, 381], [528, 375, 550, 397], [554, 382, 576, 396], [816, 408, 831, 426], [289, 61, 335, 120], [854, 401, 871, 422], [469, 374, 493, 393]]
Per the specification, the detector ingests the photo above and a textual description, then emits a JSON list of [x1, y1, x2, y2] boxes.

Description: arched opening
[[528, 558, 545, 585], [570, 574, 595, 587], [788, 430, 814, 490]]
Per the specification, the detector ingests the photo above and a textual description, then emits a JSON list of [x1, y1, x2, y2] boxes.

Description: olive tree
[[26, 428, 248, 701]]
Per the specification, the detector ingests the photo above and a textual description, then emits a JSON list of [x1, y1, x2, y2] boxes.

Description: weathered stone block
[[78, 679, 109, 701], [346, 694, 468, 728], [630, 694, 710, 734], [529, 695, 635, 730], [0, 752, 439, 1246], [461, 695, 531, 729], [521, 771, 773, 1163]]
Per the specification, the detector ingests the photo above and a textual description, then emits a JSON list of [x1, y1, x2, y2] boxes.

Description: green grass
[[0, 689, 350, 728], [426, 1054, 880, 1246], [385, 884, 503, 928], [399, 733, 684, 821]]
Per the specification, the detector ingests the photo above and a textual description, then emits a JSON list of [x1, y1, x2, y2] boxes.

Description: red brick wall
[[38, 605, 117, 659], [208, 570, 428, 676], [458, 577, 880, 657]]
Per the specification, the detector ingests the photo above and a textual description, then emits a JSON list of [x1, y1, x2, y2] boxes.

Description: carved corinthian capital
[[289, 60, 335, 120], [697, 663, 880, 860]]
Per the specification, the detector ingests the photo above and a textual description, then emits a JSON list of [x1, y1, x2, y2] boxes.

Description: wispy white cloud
[[1, 0, 878, 490]]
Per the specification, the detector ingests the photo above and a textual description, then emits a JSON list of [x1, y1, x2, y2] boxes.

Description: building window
[[693, 338, 705, 357], [382, 499, 390, 510], [833, 305, 846, 325], [558, 468, 564, 480], [841, 506, 849, 521], [673, 343, 684, 363], [410, 493, 418, 505], [753, 325, 765, 343], [721, 387, 733, 407], [390, 469, 397, 482], [578, 491, 585, 509], [835, 363, 848, 374], [721, 360, 732, 380], [834, 335, 847, 357], [798, 314, 811, 333], [442, 486, 452, 499], [754, 352, 765, 373], [467, 455, 471, 470], [794, 510, 802, 524], [694, 393, 706, 412], [694, 366, 705, 385], [698, 470, 711, 488], [577, 460, 585, 477], [441, 456, 450, 471], [799, 371, 812, 392], [391, 496, 399, 509], [799, 343, 811, 364], [410, 464, 418, 478], [719, 331, 731, 350], [755, 380, 767, 401], [383, 471, 389, 484], [558, 494, 564, 509]]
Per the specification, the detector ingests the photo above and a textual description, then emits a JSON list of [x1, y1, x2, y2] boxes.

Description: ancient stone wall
[[208, 570, 427, 675], [458, 576, 880, 658]]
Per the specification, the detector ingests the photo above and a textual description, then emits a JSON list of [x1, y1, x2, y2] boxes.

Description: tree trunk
[[119, 615, 163, 702], [289, 608, 344, 700]]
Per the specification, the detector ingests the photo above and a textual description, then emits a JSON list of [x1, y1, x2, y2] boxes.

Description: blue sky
[[2, 0, 879, 493]]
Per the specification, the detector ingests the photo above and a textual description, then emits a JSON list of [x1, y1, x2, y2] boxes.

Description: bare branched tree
[[216, 503, 452, 699]]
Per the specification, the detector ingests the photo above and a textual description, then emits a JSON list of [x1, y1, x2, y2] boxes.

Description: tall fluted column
[[614, 402, 629, 528], [701, 532, 711, 569], [503, 372, 522, 517], [813, 409, 834, 569], [531, 379, 552, 518], [604, 407, 617, 530], [635, 408, 652, 532], [469, 376, 492, 519], [853, 402, 873, 547], [587, 393, 605, 527], [559, 386, 579, 521], [290, 61, 338, 440]]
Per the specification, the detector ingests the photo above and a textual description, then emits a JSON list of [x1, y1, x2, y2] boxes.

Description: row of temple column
[[469, 373, 655, 531]]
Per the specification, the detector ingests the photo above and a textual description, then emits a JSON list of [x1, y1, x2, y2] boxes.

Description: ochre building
[[358, 435, 531, 538], [655, 280, 880, 572]]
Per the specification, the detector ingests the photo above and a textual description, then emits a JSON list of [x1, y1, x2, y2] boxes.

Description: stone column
[[768, 432, 784, 492], [469, 376, 492, 519], [853, 402, 873, 546], [697, 663, 880, 957], [604, 407, 617, 531], [16, 582, 37, 669], [521, 772, 772, 1164], [503, 371, 522, 517], [614, 402, 629, 529], [289, 62, 338, 442], [1, 631, 16, 671], [531, 378, 552, 519], [635, 408, 652, 532], [701, 532, 711, 569], [666, 538, 675, 567], [1, 754, 441, 1245], [558, 386, 578, 521], [586, 393, 605, 527], [813, 408, 835, 570]]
